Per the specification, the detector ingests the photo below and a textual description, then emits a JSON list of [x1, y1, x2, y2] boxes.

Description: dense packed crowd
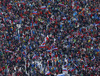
[[0, 0, 100, 76]]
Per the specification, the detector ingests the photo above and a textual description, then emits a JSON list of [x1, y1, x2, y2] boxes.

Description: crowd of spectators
[[0, 0, 100, 76]]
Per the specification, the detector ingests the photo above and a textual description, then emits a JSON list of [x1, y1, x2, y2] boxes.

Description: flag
[[53, 47, 58, 51], [40, 6, 46, 9], [68, 68, 75, 72], [48, 43, 58, 51], [46, 44, 54, 52], [47, 43, 54, 52], [32, 55, 37, 59], [41, 41, 46, 45], [63, 68, 68, 72], [10, 56, 14, 61], [28, 37, 31, 42], [39, 41, 46, 48], [47, 48, 51, 52], [45, 35, 49, 42], [32, 11, 37, 14], [62, 17, 66, 20], [64, 64, 67, 67], [39, 35, 49, 48], [91, 56, 95, 61], [75, 64, 78, 68], [39, 45, 45, 48], [5, 49, 12, 53], [57, 74, 65, 76], [85, 65, 88, 68], [58, 3, 65, 7], [45, 71, 51, 75], [71, 68, 75, 72], [40, 53, 44, 56], [50, 43, 55, 48]]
